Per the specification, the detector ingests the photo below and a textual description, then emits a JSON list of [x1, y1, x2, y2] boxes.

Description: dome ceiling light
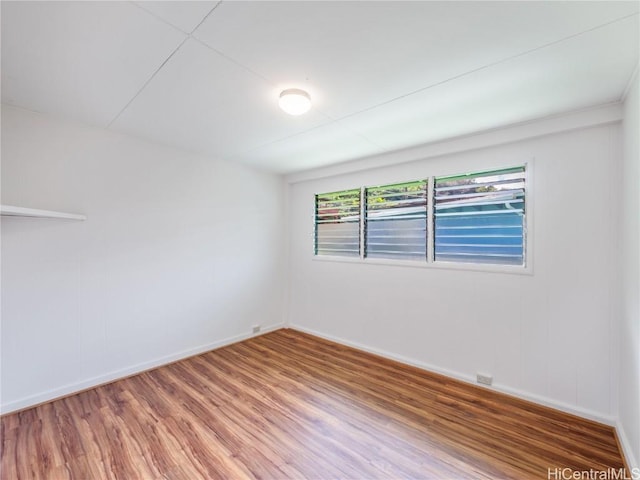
[[278, 88, 312, 116]]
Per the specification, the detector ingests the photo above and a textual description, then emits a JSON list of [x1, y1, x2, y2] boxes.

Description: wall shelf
[[1, 205, 87, 221]]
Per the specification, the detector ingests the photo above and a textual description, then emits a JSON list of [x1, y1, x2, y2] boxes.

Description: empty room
[[1, 1, 639, 479]]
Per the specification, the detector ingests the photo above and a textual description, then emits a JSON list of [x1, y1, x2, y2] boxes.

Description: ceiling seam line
[[190, 37, 276, 86], [107, 36, 189, 128], [190, 1, 223, 34], [220, 118, 339, 161], [223, 115, 385, 162], [131, 1, 222, 36], [109, 1, 223, 127], [130, 2, 189, 35], [330, 11, 640, 123]]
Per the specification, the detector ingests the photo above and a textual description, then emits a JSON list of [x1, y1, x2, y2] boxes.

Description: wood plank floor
[[1, 329, 626, 479]]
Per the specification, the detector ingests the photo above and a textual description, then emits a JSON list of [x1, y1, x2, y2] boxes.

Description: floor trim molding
[[615, 420, 639, 472], [4, 322, 622, 437], [1, 323, 285, 415], [289, 324, 616, 427]]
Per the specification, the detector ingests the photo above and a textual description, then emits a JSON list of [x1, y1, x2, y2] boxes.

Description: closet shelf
[[1, 205, 87, 221]]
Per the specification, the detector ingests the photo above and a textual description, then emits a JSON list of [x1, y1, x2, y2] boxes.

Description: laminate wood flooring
[[0, 329, 626, 479]]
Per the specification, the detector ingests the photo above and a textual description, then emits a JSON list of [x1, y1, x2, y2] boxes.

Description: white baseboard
[[3, 321, 620, 431], [616, 419, 640, 472], [1, 323, 285, 415], [289, 324, 616, 426]]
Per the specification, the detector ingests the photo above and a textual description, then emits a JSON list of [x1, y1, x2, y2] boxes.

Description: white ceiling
[[2, 1, 638, 174]]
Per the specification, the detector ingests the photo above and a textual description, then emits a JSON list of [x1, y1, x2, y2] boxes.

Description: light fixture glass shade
[[279, 88, 311, 115]]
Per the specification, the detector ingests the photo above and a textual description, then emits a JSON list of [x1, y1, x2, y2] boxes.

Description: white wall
[[287, 121, 622, 423], [620, 69, 640, 469], [0, 105, 286, 413]]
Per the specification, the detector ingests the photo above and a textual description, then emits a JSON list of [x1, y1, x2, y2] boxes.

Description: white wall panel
[[0, 105, 286, 412]]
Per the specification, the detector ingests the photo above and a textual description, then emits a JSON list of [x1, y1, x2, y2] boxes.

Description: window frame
[[432, 165, 528, 268], [312, 161, 533, 275]]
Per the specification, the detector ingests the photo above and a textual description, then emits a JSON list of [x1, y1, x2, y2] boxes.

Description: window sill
[[312, 255, 533, 276]]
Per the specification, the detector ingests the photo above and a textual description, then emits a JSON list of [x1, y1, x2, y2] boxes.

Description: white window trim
[[313, 255, 532, 276], [312, 159, 534, 276], [359, 186, 366, 260]]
